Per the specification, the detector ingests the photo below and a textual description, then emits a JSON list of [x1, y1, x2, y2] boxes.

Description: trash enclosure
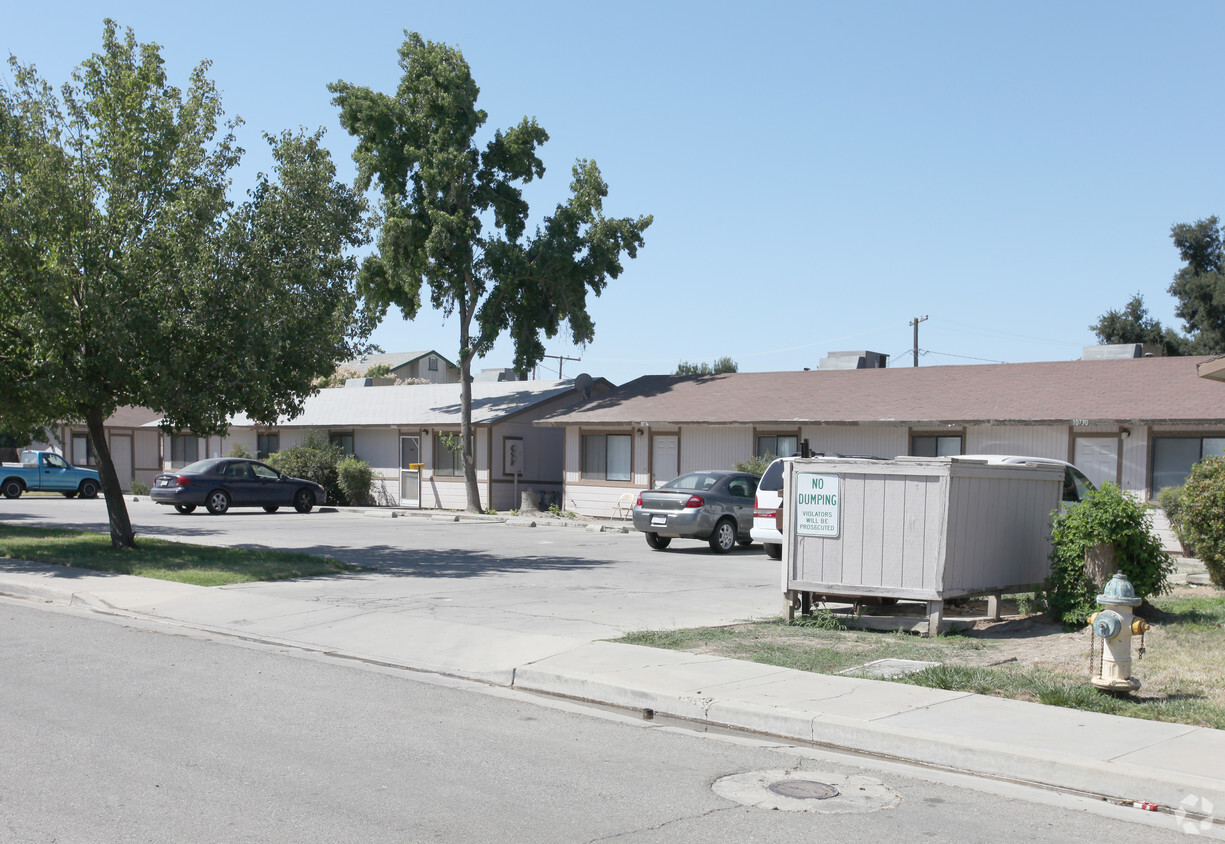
[[782, 456, 1064, 635]]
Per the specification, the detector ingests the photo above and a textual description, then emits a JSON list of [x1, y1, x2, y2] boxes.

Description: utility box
[[782, 456, 1063, 635]]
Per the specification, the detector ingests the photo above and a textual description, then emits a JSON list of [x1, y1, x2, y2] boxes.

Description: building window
[[72, 434, 94, 466], [1152, 436, 1225, 492], [912, 435, 963, 457], [434, 432, 462, 476], [257, 432, 279, 461], [756, 434, 798, 459], [170, 435, 198, 466], [582, 433, 632, 481], [329, 432, 355, 456], [429, 356, 439, 371]]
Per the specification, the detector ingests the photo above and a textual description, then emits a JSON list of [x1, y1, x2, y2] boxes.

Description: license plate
[[650, 515, 666, 527]]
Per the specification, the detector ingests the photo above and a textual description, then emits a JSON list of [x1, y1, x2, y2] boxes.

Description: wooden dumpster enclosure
[[782, 457, 1064, 635]]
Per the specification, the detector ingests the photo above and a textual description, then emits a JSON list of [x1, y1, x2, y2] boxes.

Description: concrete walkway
[[2, 555, 1222, 826]]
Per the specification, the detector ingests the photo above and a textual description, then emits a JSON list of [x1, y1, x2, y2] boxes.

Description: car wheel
[[645, 532, 671, 550], [709, 518, 737, 554], [294, 488, 315, 514], [61, 491, 77, 499], [205, 490, 230, 515], [764, 543, 782, 560], [79, 479, 100, 499], [2, 479, 23, 499], [263, 505, 280, 513], [174, 504, 197, 514]]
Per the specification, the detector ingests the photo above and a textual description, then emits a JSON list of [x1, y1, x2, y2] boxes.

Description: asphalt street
[[1, 599, 1194, 843], [1, 496, 783, 639]]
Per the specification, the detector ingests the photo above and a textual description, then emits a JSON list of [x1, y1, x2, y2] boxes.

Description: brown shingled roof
[[539, 357, 1225, 427]]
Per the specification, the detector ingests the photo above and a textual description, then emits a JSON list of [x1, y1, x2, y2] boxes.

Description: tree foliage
[[1092, 216, 1225, 356], [330, 32, 652, 511], [676, 356, 739, 375], [0, 21, 372, 546], [1168, 217, 1225, 354], [1088, 293, 1185, 356]]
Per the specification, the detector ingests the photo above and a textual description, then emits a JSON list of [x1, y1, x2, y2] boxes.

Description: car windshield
[[662, 472, 722, 491], [1065, 467, 1095, 503], [179, 459, 224, 475]]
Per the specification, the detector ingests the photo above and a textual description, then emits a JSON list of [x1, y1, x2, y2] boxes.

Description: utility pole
[[910, 315, 928, 367], [535, 354, 581, 379]]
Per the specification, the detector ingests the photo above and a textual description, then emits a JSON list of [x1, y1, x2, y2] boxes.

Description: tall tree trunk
[[459, 305, 482, 513], [84, 406, 136, 548]]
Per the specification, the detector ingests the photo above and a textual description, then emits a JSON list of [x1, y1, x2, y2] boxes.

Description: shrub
[[1045, 481, 1174, 625], [1174, 456, 1225, 588], [266, 432, 345, 505], [336, 457, 374, 507], [736, 453, 774, 476], [130, 479, 150, 496], [227, 443, 254, 459]]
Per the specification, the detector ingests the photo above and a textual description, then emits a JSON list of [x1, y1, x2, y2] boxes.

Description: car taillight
[[635, 494, 643, 506], [175, 476, 191, 486], [754, 508, 777, 519], [684, 495, 704, 508]]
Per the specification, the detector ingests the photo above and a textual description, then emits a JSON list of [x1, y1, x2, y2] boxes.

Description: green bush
[[1045, 481, 1174, 625], [227, 443, 254, 459], [735, 453, 774, 475], [1174, 456, 1225, 588], [130, 479, 150, 496], [266, 432, 345, 505], [336, 457, 374, 507], [1158, 484, 1195, 557]]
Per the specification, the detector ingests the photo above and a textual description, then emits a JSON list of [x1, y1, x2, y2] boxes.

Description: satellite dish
[[574, 373, 593, 399]]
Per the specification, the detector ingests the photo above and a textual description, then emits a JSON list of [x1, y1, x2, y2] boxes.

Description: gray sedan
[[632, 470, 760, 553]]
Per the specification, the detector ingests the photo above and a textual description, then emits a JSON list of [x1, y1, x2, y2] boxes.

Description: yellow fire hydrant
[[1090, 572, 1149, 694]]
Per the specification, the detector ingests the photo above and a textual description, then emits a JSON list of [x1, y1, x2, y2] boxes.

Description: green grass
[[0, 524, 360, 586], [614, 592, 1225, 729]]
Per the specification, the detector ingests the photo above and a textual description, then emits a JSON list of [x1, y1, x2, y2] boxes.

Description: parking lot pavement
[[0, 496, 784, 640]]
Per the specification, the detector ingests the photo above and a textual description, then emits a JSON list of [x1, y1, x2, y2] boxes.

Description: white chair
[[615, 491, 635, 519]]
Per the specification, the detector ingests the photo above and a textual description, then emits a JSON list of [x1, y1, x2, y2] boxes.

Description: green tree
[[1169, 217, 1225, 353], [675, 356, 739, 375], [1089, 293, 1185, 356], [0, 21, 371, 547], [330, 32, 651, 512]]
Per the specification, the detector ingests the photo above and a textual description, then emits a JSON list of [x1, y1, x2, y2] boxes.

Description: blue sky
[[7, 2, 1225, 383]]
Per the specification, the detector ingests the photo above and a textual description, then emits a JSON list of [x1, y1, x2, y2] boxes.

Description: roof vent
[[819, 350, 889, 370], [1082, 343, 1163, 360]]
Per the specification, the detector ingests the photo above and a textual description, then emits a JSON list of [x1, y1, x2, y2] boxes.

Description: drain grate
[[768, 780, 839, 800]]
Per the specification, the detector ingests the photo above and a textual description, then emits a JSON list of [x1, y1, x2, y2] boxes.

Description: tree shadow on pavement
[[221, 543, 609, 578]]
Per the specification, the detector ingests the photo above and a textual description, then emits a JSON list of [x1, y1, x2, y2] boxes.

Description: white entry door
[[399, 436, 421, 507], [1073, 437, 1119, 488], [110, 435, 133, 491], [652, 435, 678, 488]]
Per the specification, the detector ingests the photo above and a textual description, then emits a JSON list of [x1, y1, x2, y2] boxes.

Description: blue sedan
[[151, 458, 326, 515]]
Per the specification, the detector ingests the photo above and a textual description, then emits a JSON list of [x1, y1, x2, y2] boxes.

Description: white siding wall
[[1122, 428, 1148, 494], [964, 425, 1069, 459], [678, 425, 753, 472], [804, 427, 909, 459]]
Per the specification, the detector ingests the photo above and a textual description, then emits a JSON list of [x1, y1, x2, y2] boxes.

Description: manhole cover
[[713, 770, 899, 814], [768, 780, 839, 800]]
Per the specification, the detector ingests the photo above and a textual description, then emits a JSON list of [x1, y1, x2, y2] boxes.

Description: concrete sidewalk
[[1, 560, 1221, 825]]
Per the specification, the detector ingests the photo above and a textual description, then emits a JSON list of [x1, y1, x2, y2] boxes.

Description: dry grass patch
[[616, 586, 1225, 729]]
